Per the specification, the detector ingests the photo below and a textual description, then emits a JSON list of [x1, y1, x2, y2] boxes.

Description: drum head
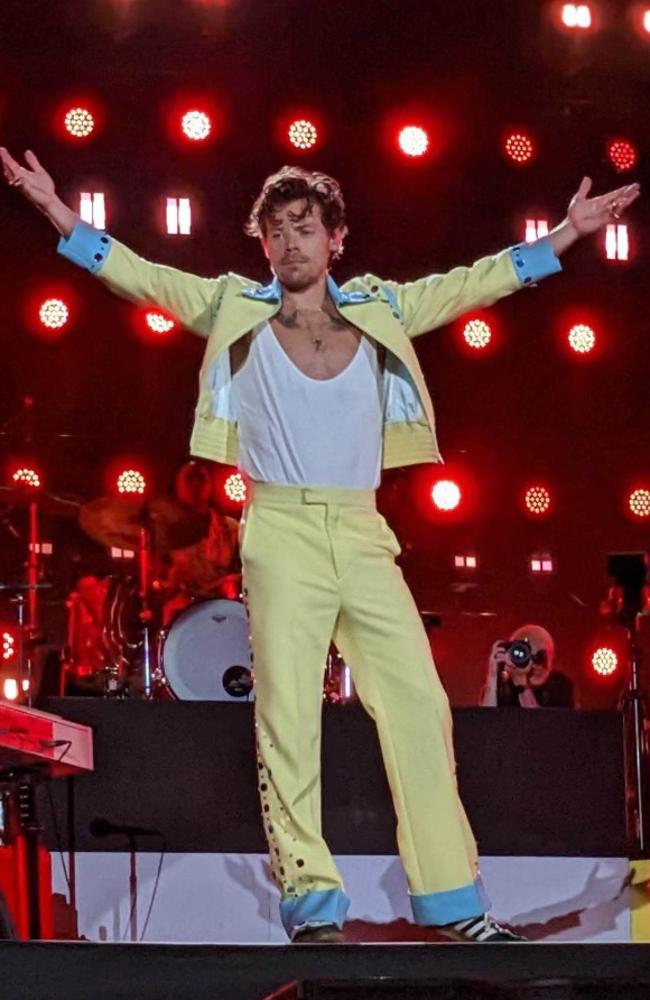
[[162, 598, 253, 701]]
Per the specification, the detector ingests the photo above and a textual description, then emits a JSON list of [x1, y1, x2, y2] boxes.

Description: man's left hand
[[567, 176, 640, 236]]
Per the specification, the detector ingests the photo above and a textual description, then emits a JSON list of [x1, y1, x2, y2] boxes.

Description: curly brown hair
[[245, 166, 347, 260]]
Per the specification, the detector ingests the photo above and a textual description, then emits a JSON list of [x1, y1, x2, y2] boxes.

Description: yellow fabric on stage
[[630, 859, 650, 941], [241, 482, 484, 936]]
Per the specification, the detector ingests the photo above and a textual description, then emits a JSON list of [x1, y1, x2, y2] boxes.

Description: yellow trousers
[[241, 483, 487, 938]]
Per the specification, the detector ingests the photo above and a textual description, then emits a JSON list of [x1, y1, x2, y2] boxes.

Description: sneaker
[[292, 923, 344, 944], [436, 914, 526, 943]]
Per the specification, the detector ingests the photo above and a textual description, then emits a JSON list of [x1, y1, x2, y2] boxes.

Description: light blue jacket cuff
[[509, 236, 562, 287], [57, 220, 112, 274]]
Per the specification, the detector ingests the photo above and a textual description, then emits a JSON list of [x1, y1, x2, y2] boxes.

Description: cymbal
[[79, 496, 210, 554], [79, 497, 143, 551], [0, 486, 81, 518]]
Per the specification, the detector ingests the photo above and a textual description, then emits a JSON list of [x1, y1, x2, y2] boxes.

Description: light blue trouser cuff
[[410, 876, 490, 926], [280, 888, 350, 938]]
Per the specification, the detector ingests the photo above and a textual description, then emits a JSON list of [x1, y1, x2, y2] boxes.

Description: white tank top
[[231, 321, 383, 489]]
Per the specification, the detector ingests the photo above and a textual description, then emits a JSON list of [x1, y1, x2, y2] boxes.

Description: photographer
[[480, 624, 574, 708]]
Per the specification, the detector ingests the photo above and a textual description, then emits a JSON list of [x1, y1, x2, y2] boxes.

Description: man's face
[[262, 199, 343, 291], [176, 466, 211, 508]]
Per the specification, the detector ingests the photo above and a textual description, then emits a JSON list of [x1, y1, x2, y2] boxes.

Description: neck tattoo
[[276, 303, 347, 353]]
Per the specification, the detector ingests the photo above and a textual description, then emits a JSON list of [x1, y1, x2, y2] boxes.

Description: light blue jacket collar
[[239, 273, 376, 307]]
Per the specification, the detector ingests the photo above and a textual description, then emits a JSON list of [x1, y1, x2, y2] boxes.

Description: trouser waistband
[[249, 482, 376, 508]]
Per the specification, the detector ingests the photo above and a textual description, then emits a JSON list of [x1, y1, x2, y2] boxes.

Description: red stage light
[[561, 3, 592, 28], [38, 297, 69, 330], [605, 223, 629, 262], [224, 472, 247, 504], [530, 554, 555, 574], [431, 479, 461, 512], [181, 110, 212, 141], [568, 323, 596, 354], [275, 108, 326, 153], [644, 8, 650, 33], [64, 106, 95, 138], [524, 486, 552, 516], [145, 311, 176, 335], [397, 125, 429, 158], [24, 284, 79, 340], [163, 94, 221, 149], [79, 192, 106, 230], [607, 138, 638, 173], [117, 469, 146, 495], [503, 131, 535, 165], [2, 630, 16, 663], [628, 488, 650, 519], [166, 197, 192, 235], [463, 319, 492, 350], [2, 679, 19, 702], [288, 119, 318, 150], [591, 646, 618, 676], [454, 554, 478, 570], [12, 467, 41, 489], [525, 219, 549, 242]]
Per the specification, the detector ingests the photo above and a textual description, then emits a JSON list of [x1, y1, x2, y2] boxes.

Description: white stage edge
[[52, 853, 630, 944]]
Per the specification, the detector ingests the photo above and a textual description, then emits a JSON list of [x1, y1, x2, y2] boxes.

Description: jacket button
[[392, 310, 400, 319], [371, 285, 379, 292]]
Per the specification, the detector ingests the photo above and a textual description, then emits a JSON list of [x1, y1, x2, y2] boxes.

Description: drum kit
[[0, 481, 356, 706]]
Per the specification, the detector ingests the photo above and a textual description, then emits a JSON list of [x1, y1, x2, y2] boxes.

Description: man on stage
[[1, 147, 638, 942]]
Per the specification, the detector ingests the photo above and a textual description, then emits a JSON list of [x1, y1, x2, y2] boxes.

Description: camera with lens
[[497, 639, 546, 672]]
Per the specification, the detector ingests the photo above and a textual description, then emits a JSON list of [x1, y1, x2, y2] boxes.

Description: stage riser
[[42, 700, 626, 857]]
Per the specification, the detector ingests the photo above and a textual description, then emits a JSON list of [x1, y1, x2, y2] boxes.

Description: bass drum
[[161, 598, 254, 701]]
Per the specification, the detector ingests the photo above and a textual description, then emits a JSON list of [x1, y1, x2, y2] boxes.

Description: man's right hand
[[1, 148, 56, 209], [488, 641, 508, 679], [1, 147, 77, 236]]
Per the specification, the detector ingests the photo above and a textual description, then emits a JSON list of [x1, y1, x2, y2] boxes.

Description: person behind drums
[[2, 147, 639, 944], [159, 460, 240, 627]]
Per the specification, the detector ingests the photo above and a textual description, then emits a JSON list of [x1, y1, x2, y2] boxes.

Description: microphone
[[89, 817, 160, 838]]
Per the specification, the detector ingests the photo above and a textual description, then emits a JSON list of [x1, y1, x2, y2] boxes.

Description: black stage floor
[[2, 942, 650, 1000]]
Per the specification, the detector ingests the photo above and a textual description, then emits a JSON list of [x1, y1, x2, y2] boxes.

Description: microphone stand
[[138, 516, 154, 701], [127, 833, 138, 943], [620, 606, 648, 856], [604, 553, 650, 858]]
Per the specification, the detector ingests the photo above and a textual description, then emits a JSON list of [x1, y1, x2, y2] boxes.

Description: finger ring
[[9, 177, 23, 187], [609, 202, 620, 218]]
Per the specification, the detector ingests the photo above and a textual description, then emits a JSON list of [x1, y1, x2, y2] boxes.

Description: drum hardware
[[0, 485, 80, 686], [76, 495, 210, 699], [324, 646, 356, 705], [0, 583, 53, 705]]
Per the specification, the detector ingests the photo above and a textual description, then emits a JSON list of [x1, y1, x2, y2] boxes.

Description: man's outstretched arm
[[1, 146, 226, 338], [379, 176, 640, 339]]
